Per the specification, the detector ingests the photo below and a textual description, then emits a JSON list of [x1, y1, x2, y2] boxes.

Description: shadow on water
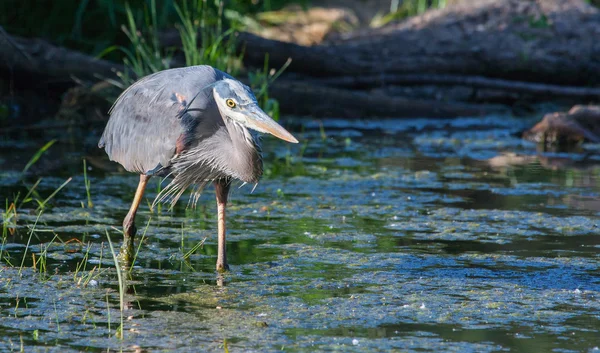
[[1, 114, 600, 352]]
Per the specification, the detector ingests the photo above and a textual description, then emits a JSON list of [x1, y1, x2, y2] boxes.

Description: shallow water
[[1, 115, 600, 352]]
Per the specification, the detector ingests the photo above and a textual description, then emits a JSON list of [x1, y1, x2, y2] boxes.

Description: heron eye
[[226, 99, 236, 108]]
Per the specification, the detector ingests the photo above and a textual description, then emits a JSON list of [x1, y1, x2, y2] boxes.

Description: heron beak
[[244, 105, 299, 143]]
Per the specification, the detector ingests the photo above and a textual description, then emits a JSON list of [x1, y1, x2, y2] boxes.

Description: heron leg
[[214, 179, 231, 272], [119, 174, 150, 266]]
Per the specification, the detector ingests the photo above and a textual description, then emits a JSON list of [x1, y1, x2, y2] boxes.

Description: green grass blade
[[36, 177, 72, 212], [22, 140, 56, 176], [106, 230, 125, 339]]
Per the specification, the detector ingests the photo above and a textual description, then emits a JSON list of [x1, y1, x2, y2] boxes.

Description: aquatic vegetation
[[18, 211, 42, 276], [130, 217, 152, 274], [0, 0, 306, 56], [21, 140, 56, 177], [103, 0, 172, 88], [106, 231, 125, 339], [174, 0, 242, 75], [2, 201, 17, 239], [104, 0, 290, 115], [82, 159, 93, 208]]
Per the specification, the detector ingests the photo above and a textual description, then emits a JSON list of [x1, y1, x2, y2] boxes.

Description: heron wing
[[99, 65, 230, 174]]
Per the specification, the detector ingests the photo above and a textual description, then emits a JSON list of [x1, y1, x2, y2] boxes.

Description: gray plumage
[[99, 65, 297, 206], [99, 65, 298, 271]]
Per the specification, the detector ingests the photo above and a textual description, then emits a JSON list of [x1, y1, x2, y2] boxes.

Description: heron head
[[213, 78, 298, 143]]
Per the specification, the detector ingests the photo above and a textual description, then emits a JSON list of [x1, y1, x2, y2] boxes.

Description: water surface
[[1, 115, 600, 352]]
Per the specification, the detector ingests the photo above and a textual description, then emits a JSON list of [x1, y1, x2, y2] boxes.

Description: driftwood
[[523, 105, 600, 145]]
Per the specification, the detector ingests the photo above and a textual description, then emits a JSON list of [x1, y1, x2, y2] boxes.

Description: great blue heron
[[99, 65, 298, 271]]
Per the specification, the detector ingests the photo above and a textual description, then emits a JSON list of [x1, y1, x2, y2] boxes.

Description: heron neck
[[223, 118, 263, 183]]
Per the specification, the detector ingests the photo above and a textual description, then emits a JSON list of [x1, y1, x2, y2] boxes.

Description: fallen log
[[164, 0, 600, 86], [0, 26, 121, 84], [0, 27, 505, 118], [3, 0, 600, 120], [312, 74, 600, 99], [232, 0, 600, 87], [269, 79, 506, 118]]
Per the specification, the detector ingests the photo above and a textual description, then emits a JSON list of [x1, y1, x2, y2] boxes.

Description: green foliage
[[1, 141, 71, 263], [110, 0, 289, 115], [101, 0, 243, 86], [1, 0, 173, 56], [248, 55, 292, 121], [82, 159, 93, 209], [0, 0, 306, 59], [36, 178, 72, 212], [3, 140, 62, 221], [99, 0, 173, 87], [105, 231, 125, 340], [2, 0, 303, 117], [122, 0, 170, 77], [21, 140, 56, 176], [174, 0, 242, 75], [129, 217, 151, 275], [1, 200, 17, 265]]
